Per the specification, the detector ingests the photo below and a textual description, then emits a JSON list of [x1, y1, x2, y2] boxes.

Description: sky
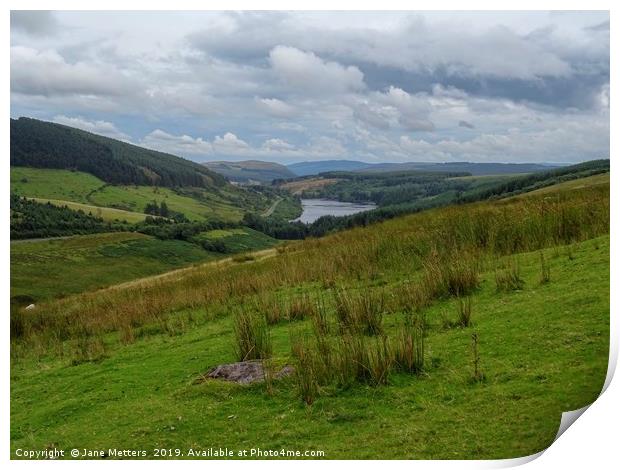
[[10, 10, 610, 164]]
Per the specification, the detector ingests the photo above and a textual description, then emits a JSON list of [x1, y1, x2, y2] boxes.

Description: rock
[[24, 304, 35, 310], [196, 360, 294, 385]]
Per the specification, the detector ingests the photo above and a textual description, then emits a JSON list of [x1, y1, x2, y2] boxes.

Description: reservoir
[[293, 199, 377, 224]]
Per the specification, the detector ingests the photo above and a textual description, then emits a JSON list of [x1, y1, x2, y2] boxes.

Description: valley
[[10, 173, 610, 459]]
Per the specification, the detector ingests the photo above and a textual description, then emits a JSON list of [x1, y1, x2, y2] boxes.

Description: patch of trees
[[144, 200, 170, 217], [10, 117, 227, 189], [299, 171, 472, 206], [10, 195, 127, 239]]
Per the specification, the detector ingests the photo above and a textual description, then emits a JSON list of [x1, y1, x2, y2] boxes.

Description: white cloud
[[255, 97, 296, 117], [262, 138, 296, 152], [213, 132, 251, 155], [52, 115, 130, 141], [269, 45, 365, 94], [11, 46, 139, 98], [141, 129, 213, 156]]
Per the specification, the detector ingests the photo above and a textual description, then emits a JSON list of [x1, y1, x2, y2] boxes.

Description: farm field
[[10, 179, 610, 459]]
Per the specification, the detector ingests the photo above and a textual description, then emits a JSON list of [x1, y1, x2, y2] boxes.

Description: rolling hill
[[10, 175, 609, 458], [286, 159, 561, 177], [10, 119, 279, 224], [11, 117, 227, 188], [203, 160, 295, 183], [287, 160, 373, 176]]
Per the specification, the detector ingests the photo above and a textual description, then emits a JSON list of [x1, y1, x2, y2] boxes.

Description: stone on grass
[[197, 360, 293, 385]]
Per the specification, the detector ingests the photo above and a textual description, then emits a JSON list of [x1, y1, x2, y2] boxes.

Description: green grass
[[31, 198, 150, 223], [10, 236, 608, 459], [192, 227, 279, 253], [11, 166, 275, 223], [10, 180, 609, 459], [10, 232, 220, 302], [267, 196, 303, 221], [508, 173, 610, 199], [88, 185, 243, 221], [11, 167, 105, 203]]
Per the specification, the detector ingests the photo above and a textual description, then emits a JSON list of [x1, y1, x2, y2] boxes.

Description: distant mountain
[[10, 117, 226, 189], [287, 160, 373, 176], [287, 159, 560, 177], [359, 161, 561, 176], [204, 160, 295, 183]]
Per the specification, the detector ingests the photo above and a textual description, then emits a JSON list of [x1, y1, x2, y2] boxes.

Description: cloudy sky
[[10, 10, 609, 164]]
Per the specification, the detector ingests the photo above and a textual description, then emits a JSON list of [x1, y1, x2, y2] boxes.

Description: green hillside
[[10, 178, 609, 459], [10, 232, 222, 303], [11, 117, 226, 188], [204, 160, 296, 183], [11, 167, 273, 223]]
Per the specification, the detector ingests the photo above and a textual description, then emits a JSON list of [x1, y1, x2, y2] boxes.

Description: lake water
[[293, 199, 377, 224]]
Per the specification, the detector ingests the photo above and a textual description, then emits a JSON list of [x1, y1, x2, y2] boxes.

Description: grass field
[[10, 177, 609, 459], [192, 227, 279, 253], [11, 167, 274, 222], [11, 167, 105, 203], [10, 236, 609, 459], [507, 173, 610, 199], [10, 232, 221, 303], [31, 198, 150, 223]]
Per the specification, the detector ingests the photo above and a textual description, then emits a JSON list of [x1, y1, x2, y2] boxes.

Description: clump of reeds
[[365, 336, 393, 385], [334, 288, 384, 335], [422, 250, 480, 299], [119, 323, 135, 345], [287, 292, 316, 322], [233, 310, 272, 361], [539, 253, 551, 284], [72, 334, 107, 365], [254, 293, 286, 325], [393, 315, 424, 374], [291, 336, 320, 405], [495, 259, 525, 292], [311, 292, 330, 336], [456, 296, 473, 327]]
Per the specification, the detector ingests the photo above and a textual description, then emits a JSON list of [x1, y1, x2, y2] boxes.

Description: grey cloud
[[584, 21, 609, 32], [9, 11, 610, 164], [353, 103, 390, 130], [11, 11, 58, 36], [11, 46, 141, 98]]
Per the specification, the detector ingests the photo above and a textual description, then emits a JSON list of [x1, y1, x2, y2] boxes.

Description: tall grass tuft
[[495, 259, 525, 292], [334, 288, 384, 335], [394, 316, 424, 374], [233, 310, 272, 361], [311, 292, 330, 336], [287, 292, 316, 322], [456, 296, 473, 327], [291, 336, 320, 405], [539, 253, 551, 284], [365, 336, 393, 385]]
